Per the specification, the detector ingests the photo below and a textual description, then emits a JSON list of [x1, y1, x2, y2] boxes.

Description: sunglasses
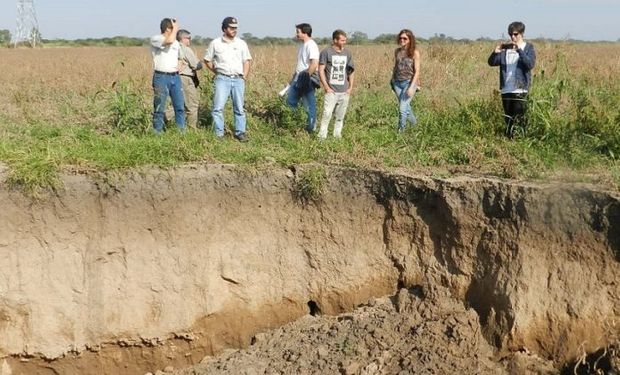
[[510, 32, 520, 36], [399, 37, 409, 41]]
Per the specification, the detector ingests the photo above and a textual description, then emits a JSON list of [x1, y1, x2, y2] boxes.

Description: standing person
[[203, 17, 252, 142], [317, 30, 355, 140], [488, 21, 536, 138], [151, 17, 185, 134], [390, 29, 421, 132], [287, 23, 320, 133], [165, 29, 203, 129]]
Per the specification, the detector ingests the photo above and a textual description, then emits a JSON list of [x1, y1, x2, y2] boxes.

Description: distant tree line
[[0, 29, 12, 46], [37, 32, 392, 47], [1, 29, 617, 48]]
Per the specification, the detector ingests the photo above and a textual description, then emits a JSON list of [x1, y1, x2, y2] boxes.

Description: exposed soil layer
[[0, 165, 618, 374]]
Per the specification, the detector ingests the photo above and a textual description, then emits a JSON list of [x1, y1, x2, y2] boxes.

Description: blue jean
[[287, 83, 317, 132], [212, 75, 247, 137], [153, 72, 185, 133], [391, 80, 417, 130]]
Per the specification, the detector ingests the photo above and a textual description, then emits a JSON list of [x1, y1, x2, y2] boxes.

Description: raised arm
[[163, 19, 179, 45]]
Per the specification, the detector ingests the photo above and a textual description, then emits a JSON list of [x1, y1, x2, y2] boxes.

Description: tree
[[373, 33, 397, 44], [192, 34, 205, 46], [0, 29, 11, 46], [348, 31, 369, 45], [241, 32, 260, 45]]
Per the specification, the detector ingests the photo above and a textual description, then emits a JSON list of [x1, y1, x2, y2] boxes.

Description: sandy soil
[[0, 165, 618, 375]]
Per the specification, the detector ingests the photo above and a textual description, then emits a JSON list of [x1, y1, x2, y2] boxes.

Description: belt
[[154, 70, 178, 75], [218, 73, 243, 78]]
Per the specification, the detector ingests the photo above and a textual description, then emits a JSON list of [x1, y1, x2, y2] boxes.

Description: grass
[[0, 43, 619, 194], [295, 166, 328, 204]]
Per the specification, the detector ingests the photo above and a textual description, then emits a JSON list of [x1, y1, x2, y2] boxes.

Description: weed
[[5, 153, 61, 197], [294, 166, 328, 204], [107, 80, 150, 134], [250, 96, 306, 132], [337, 337, 355, 356]]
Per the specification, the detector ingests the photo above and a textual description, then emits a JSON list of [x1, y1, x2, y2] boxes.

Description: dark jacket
[[488, 43, 536, 92], [293, 70, 320, 96]]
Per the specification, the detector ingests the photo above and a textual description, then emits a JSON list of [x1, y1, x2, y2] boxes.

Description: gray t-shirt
[[392, 49, 415, 82], [319, 47, 354, 93]]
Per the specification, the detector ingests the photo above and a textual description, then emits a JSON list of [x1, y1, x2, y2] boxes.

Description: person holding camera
[[390, 29, 421, 133], [150, 17, 185, 134], [488, 21, 536, 138]]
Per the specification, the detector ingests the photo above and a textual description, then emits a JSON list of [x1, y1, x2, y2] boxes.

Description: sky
[[1, 0, 619, 41]]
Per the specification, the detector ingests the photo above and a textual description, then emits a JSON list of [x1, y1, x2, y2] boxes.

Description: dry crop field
[[0, 42, 619, 191], [2, 43, 618, 125]]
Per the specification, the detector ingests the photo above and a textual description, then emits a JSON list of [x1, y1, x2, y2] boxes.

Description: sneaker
[[234, 132, 249, 142]]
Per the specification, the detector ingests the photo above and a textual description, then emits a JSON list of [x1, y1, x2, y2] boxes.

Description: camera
[[501, 43, 515, 50]]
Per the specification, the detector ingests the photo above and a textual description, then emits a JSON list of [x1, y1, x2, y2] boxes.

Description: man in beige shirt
[[165, 29, 203, 129], [203, 17, 252, 141]]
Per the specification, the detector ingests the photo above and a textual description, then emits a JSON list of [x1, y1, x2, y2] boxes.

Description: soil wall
[[0, 165, 618, 374]]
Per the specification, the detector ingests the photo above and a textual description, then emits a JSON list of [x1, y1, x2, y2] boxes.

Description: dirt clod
[[178, 287, 506, 375]]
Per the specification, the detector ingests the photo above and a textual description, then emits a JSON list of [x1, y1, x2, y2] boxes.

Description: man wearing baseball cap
[[204, 17, 253, 142]]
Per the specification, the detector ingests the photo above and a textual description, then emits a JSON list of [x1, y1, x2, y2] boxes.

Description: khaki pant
[[318, 92, 350, 139], [165, 75, 199, 129]]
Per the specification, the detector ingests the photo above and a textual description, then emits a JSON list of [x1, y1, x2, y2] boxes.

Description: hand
[[325, 87, 335, 94], [406, 85, 415, 97], [494, 44, 502, 53]]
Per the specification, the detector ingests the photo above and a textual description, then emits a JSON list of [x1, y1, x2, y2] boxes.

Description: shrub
[[107, 80, 150, 134]]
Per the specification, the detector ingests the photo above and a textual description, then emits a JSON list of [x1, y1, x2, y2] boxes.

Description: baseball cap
[[222, 17, 239, 28]]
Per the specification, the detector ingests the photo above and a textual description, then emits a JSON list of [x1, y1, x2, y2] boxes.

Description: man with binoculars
[[150, 17, 186, 134]]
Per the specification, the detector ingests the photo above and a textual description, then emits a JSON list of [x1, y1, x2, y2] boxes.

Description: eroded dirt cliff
[[0, 165, 618, 374]]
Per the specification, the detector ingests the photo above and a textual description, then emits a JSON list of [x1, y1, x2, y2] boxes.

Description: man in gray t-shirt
[[318, 29, 355, 140]]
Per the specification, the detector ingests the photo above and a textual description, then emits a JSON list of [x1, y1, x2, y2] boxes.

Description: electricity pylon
[[13, 0, 41, 47]]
